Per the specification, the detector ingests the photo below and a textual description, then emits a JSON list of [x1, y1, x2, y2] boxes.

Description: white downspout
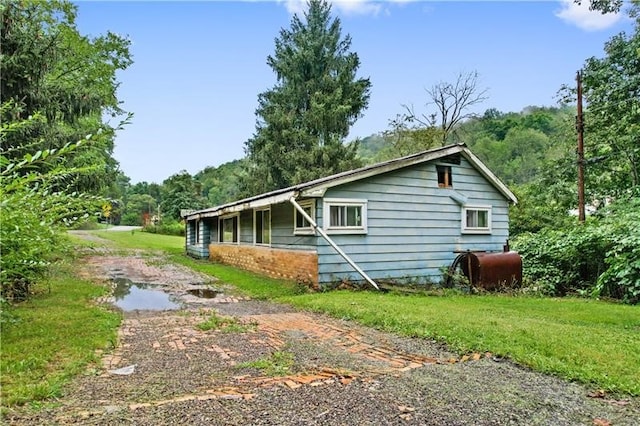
[[290, 197, 380, 291]]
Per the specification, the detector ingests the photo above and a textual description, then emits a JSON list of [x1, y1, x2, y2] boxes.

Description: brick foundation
[[208, 244, 318, 285]]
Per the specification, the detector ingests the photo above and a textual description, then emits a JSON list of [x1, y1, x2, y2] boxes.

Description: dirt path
[[7, 244, 639, 425]]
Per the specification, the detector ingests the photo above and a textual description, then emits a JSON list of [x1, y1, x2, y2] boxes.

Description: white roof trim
[[460, 148, 518, 204], [186, 190, 295, 220]]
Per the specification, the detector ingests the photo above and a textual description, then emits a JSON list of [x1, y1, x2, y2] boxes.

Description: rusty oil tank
[[458, 251, 522, 290]]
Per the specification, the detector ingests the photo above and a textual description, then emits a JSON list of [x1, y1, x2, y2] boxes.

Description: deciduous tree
[[0, 0, 132, 193], [403, 71, 488, 146], [581, 2, 640, 195]]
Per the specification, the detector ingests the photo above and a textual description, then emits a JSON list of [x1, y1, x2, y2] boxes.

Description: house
[[183, 143, 517, 288]]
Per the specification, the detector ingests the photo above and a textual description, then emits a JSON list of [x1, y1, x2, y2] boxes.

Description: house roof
[[184, 143, 517, 220]]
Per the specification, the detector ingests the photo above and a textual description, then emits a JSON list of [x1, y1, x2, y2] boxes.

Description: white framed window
[[461, 206, 492, 234], [254, 208, 271, 245], [294, 200, 315, 235], [323, 198, 367, 234], [218, 214, 239, 243], [195, 219, 200, 244]]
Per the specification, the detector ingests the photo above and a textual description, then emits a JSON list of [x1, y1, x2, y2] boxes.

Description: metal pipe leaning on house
[[289, 197, 380, 291]]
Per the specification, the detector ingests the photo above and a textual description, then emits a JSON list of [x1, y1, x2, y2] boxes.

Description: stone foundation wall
[[208, 244, 318, 285]]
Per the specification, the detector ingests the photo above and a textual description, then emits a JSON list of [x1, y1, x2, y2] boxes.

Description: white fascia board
[[300, 187, 327, 197], [190, 190, 296, 220], [301, 144, 465, 195], [461, 148, 518, 205]]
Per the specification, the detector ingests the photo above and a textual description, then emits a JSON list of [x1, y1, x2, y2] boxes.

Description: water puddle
[[187, 288, 219, 299], [112, 278, 180, 311]]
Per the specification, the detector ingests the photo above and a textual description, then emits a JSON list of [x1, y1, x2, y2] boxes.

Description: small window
[[255, 208, 271, 245], [462, 206, 491, 234], [294, 200, 315, 235], [437, 165, 452, 188], [195, 220, 200, 244], [218, 214, 239, 243], [323, 199, 367, 234]]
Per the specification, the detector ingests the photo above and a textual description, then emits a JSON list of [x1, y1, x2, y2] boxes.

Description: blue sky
[[75, 1, 633, 184]]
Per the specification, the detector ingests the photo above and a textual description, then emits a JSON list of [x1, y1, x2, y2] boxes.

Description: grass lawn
[[79, 231, 640, 395], [1, 263, 121, 408], [94, 230, 184, 254]]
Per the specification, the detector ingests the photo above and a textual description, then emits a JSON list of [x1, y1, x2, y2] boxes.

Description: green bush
[[514, 226, 608, 296], [143, 219, 185, 236], [1, 107, 102, 302], [121, 212, 143, 226], [513, 195, 640, 304], [593, 196, 640, 304]]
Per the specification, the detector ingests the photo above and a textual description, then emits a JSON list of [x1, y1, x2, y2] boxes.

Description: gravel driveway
[[6, 245, 639, 425]]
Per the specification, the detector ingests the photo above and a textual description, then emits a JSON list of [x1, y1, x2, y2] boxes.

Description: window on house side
[[462, 207, 491, 233], [323, 199, 367, 234], [330, 205, 362, 227], [437, 165, 452, 188], [294, 201, 315, 234], [255, 209, 271, 245], [195, 220, 200, 244], [218, 215, 238, 243]]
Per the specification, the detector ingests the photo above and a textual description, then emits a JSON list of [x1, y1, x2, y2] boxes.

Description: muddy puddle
[[186, 288, 219, 298], [112, 277, 181, 311]]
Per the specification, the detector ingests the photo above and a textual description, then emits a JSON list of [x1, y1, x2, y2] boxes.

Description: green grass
[[236, 351, 295, 376], [81, 231, 640, 395], [197, 312, 256, 333], [94, 230, 184, 254], [172, 256, 300, 299], [1, 264, 121, 408]]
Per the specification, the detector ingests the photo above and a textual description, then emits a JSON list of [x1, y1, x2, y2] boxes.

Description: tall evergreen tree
[[242, 0, 371, 195]]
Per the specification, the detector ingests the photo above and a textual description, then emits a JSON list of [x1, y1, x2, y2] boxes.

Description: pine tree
[[242, 0, 371, 195]]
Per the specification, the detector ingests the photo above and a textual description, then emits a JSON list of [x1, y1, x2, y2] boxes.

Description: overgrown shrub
[[121, 212, 143, 226], [143, 219, 185, 236], [1, 108, 102, 302], [513, 195, 640, 304], [593, 196, 640, 304]]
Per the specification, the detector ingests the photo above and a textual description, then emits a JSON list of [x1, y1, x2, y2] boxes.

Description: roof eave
[[185, 190, 296, 220], [460, 148, 518, 205]]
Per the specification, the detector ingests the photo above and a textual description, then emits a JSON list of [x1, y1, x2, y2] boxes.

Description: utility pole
[[576, 71, 586, 223]]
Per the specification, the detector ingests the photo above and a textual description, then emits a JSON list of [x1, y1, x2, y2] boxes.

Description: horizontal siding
[[186, 244, 208, 258], [270, 201, 317, 251], [318, 159, 511, 284]]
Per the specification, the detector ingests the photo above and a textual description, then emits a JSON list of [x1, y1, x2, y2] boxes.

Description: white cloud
[[278, 0, 415, 17], [279, 0, 306, 16], [555, 0, 623, 31]]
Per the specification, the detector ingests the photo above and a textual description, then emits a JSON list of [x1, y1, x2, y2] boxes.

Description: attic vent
[[441, 154, 461, 165], [437, 165, 453, 188]]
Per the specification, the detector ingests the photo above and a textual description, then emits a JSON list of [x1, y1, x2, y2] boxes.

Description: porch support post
[[290, 197, 380, 291]]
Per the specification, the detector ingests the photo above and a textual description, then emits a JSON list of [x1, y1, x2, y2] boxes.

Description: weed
[[196, 312, 256, 333], [236, 351, 294, 376]]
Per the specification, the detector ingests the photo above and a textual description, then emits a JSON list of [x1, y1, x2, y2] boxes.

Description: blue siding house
[[184, 143, 517, 287]]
